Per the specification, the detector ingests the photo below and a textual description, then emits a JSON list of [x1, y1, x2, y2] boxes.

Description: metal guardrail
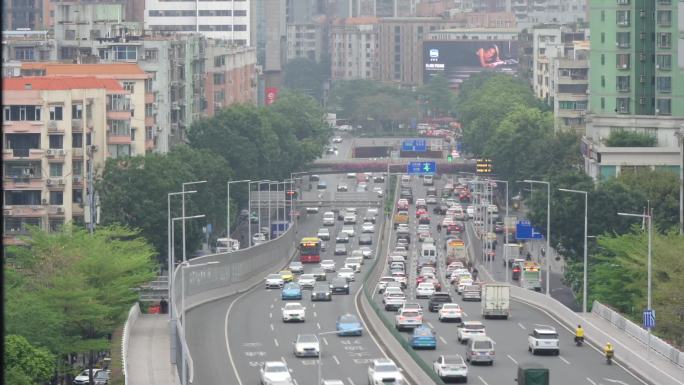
[[592, 301, 683, 367], [122, 303, 141, 385]]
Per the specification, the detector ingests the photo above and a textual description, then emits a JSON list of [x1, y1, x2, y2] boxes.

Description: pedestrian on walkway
[[160, 298, 168, 314]]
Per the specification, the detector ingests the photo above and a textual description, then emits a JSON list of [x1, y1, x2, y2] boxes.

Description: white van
[[419, 243, 437, 267], [322, 212, 335, 226]]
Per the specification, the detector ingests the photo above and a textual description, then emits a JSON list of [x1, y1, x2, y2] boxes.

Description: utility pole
[[87, 145, 96, 234]]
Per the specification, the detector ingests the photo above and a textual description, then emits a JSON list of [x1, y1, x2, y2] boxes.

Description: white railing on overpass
[[122, 303, 141, 385]]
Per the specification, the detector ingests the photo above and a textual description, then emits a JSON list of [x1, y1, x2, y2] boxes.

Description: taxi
[[279, 269, 295, 282]]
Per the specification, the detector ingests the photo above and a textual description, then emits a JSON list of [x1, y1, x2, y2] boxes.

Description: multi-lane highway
[[370, 174, 644, 385]]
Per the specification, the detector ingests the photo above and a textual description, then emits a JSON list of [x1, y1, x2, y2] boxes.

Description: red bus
[[299, 237, 322, 263]]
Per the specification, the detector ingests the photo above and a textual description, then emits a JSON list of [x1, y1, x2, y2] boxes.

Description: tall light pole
[[523, 179, 551, 296], [167, 190, 197, 304], [559, 188, 588, 313], [257, 180, 269, 237], [492, 179, 509, 282], [226, 180, 249, 244], [675, 128, 684, 235], [284, 179, 295, 225], [171, 214, 206, 385], [618, 209, 653, 359], [177, 258, 217, 385], [181, 180, 207, 262]]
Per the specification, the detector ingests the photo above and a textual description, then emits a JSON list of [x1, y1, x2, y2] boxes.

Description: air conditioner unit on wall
[[3, 209, 12, 216], [46, 179, 53, 186]]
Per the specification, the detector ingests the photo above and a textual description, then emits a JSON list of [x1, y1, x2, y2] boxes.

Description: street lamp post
[[181, 180, 207, 262], [257, 181, 270, 239], [167, 190, 197, 305], [491, 179, 509, 282], [523, 179, 551, 296], [618, 210, 653, 359], [226, 180, 249, 244], [559, 188, 588, 313]]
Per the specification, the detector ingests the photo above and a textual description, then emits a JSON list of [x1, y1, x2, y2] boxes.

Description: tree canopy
[[282, 57, 329, 101], [418, 74, 454, 117], [604, 130, 657, 147], [5, 225, 156, 383], [4, 334, 56, 385]]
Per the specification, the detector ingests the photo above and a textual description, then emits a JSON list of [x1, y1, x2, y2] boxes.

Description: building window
[[616, 10, 630, 26], [49, 135, 63, 149], [600, 33, 605, 43], [72, 104, 82, 119], [616, 98, 630, 113], [112, 45, 137, 61], [72, 161, 83, 176], [49, 163, 63, 177], [145, 103, 154, 118], [49, 190, 64, 205], [49, 105, 63, 121], [145, 78, 153, 93], [14, 47, 35, 61], [656, 99, 671, 115], [3, 105, 41, 121], [73, 189, 83, 204], [214, 55, 226, 67], [656, 77, 671, 93], [72, 133, 83, 148], [616, 76, 630, 92], [107, 144, 131, 159], [213, 73, 225, 85], [616, 32, 630, 48], [601, 54, 605, 65], [616, 53, 630, 69], [600, 11, 605, 21], [601, 97, 605, 109], [65, 30, 76, 40], [657, 33, 671, 49], [656, 54, 672, 70], [657, 10, 671, 26], [122, 82, 135, 93], [108, 94, 131, 111], [144, 49, 158, 61], [109, 120, 131, 136]]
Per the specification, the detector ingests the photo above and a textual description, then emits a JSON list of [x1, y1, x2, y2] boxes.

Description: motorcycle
[[574, 336, 584, 346], [605, 350, 614, 365]]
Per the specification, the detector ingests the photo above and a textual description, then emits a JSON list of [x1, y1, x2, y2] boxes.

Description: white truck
[[481, 284, 510, 319], [216, 237, 239, 253]]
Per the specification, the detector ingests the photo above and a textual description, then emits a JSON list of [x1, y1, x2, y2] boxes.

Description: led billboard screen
[[423, 40, 519, 88]]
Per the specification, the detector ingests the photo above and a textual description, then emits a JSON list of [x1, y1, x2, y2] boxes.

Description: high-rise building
[[330, 17, 379, 80], [512, 0, 587, 30], [3, 0, 45, 30], [583, 0, 683, 180], [144, 0, 250, 45], [2, 76, 128, 245]]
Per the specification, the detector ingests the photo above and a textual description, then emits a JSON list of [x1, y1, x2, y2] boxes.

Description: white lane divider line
[[270, 304, 274, 309], [322, 337, 328, 346], [347, 377, 356, 385], [463, 311, 469, 317], [293, 380, 299, 385], [559, 355, 571, 365], [314, 311, 318, 318], [274, 339, 279, 347], [507, 354, 518, 365], [312, 303, 316, 308], [333, 355, 340, 365], [270, 324, 274, 331], [478, 375, 490, 385], [439, 336, 448, 345], [518, 322, 526, 330], [586, 378, 598, 385], [269, 312, 272, 319], [427, 322, 434, 329], [317, 322, 322, 330], [603, 378, 629, 385]]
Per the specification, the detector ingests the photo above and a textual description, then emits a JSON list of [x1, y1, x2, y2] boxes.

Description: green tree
[[5, 225, 156, 383], [418, 74, 454, 117], [98, 146, 232, 260], [4, 334, 56, 385], [604, 130, 657, 147], [282, 58, 328, 101], [617, 169, 680, 230]]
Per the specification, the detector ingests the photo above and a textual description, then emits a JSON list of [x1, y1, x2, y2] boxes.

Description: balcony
[[145, 92, 155, 104], [106, 110, 132, 120], [72, 175, 84, 185], [3, 175, 44, 189], [48, 206, 66, 216], [46, 149, 66, 159], [107, 132, 132, 145], [72, 148, 84, 158], [46, 177, 66, 189], [2, 120, 44, 133], [72, 119, 83, 131], [145, 138, 155, 151], [145, 116, 155, 127], [3, 148, 43, 161], [47, 120, 64, 133], [5, 205, 47, 217]]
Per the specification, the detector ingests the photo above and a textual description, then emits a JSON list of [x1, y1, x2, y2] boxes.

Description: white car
[[373, 187, 384, 197], [294, 334, 320, 357], [416, 282, 436, 298], [320, 259, 336, 272], [265, 273, 285, 289], [306, 206, 319, 213], [457, 321, 486, 344], [343, 215, 357, 224], [433, 355, 468, 383], [323, 211, 335, 226], [281, 302, 306, 322], [252, 232, 267, 245], [341, 225, 356, 237], [399, 302, 423, 315], [367, 207, 379, 216], [395, 309, 423, 330], [297, 274, 316, 289], [438, 303, 464, 322], [337, 267, 355, 281], [416, 224, 430, 234], [362, 222, 375, 233], [317, 228, 330, 240], [457, 277, 474, 294], [73, 369, 109, 385], [368, 359, 405, 385], [377, 277, 396, 293], [260, 361, 294, 385], [347, 172, 356, 178], [332, 136, 343, 143], [528, 327, 560, 355], [337, 183, 349, 192], [360, 246, 373, 259], [383, 292, 406, 311]]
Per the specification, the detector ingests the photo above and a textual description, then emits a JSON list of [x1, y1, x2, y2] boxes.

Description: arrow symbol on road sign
[[423, 163, 431, 172]]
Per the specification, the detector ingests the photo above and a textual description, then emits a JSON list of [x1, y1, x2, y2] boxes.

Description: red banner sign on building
[[265, 87, 279, 105]]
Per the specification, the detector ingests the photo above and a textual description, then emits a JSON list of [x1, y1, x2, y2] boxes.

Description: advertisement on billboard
[[423, 40, 519, 88], [265, 87, 279, 105]]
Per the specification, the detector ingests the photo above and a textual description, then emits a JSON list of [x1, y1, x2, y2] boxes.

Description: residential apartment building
[[552, 40, 589, 132], [2, 30, 57, 63], [330, 17, 379, 80], [286, 21, 326, 62], [2, 76, 127, 245], [512, 0, 587, 30], [20, 63, 151, 157], [144, 0, 250, 44], [205, 41, 258, 116], [583, 0, 683, 180], [43, 0, 146, 27], [376, 17, 462, 85], [3, 0, 45, 30]]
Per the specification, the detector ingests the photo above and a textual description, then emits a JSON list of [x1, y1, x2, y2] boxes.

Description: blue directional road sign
[[402, 139, 427, 152], [643, 309, 655, 329], [407, 161, 436, 174], [516, 219, 544, 240]]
